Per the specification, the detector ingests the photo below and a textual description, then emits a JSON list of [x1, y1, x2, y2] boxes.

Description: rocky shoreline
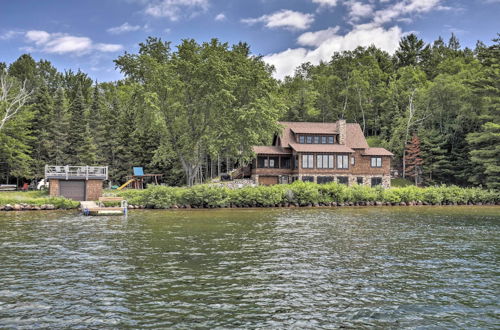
[[2, 200, 498, 211]]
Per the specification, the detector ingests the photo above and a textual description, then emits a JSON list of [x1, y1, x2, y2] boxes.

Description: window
[[281, 157, 291, 169], [337, 155, 349, 169], [257, 156, 267, 168], [269, 156, 279, 168], [321, 136, 327, 144], [357, 177, 364, 185], [371, 157, 382, 168], [371, 177, 382, 187], [314, 136, 320, 144], [337, 176, 349, 185], [317, 154, 334, 169], [317, 176, 334, 184], [294, 156, 299, 169], [328, 136, 334, 144], [351, 157, 355, 166], [299, 135, 305, 144], [302, 154, 314, 168], [306, 136, 313, 144], [302, 176, 314, 182]]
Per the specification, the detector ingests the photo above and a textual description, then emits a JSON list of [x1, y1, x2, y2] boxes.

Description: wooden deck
[[80, 200, 127, 216]]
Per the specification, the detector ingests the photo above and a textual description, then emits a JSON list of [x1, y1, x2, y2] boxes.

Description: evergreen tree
[[420, 129, 448, 185], [404, 134, 423, 185], [467, 122, 500, 189], [50, 88, 70, 165], [67, 85, 88, 164]]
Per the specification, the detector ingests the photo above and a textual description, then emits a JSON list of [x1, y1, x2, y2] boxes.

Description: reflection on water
[[0, 207, 498, 328]]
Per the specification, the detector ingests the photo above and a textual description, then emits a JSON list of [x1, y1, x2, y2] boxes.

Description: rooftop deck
[[45, 165, 108, 180]]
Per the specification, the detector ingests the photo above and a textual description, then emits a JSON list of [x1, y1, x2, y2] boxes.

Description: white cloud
[[264, 25, 402, 79], [0, 30, 23, 40], [312, 0, 338, 7], [372, 0, 447, 26], [297, 26, 340, 47], [346, 1, 374, 21], [24, 30, 123, 55], [144, 0, 209, 21], [215, 13, 226, 21], [107, 22, 141, 34], [242, 9, 314, 31]]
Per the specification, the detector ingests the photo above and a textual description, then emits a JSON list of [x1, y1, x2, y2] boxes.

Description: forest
[[0, 33, 498, 189]]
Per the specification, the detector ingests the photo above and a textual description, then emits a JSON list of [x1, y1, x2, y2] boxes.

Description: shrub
[[288, 181, 320, 205]]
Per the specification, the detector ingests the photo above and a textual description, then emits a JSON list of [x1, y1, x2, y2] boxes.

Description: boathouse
[[45, 165, 108, 201]]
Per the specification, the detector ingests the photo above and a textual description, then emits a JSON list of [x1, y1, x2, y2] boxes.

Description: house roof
[[345, 123, 369, 149], [289, 143, 354, 153], [362, 147, 394, 156], [278, 121, 338, 147], [252, 146, 291, 155]]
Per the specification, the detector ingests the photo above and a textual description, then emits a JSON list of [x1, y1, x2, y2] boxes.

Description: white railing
[[45, 165, 108, 180]]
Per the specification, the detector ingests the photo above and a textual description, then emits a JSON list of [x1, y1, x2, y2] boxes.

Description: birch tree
[[0, 70, 32, 132]]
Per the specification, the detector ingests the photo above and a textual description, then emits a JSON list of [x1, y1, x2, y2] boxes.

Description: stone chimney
[[337, 119, 346, 144]]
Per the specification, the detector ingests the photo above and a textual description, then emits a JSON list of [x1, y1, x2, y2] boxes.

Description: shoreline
[[1, 201, 498, 212]]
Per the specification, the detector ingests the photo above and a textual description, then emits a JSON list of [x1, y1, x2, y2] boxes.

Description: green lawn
[[0, 190, 79, 208], [391, 178, 415, 187]]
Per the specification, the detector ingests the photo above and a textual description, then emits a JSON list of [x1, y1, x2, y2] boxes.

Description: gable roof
[[278, 121, 338, 147], [345, 123, 369, 149], [362, 147, 394, 156]]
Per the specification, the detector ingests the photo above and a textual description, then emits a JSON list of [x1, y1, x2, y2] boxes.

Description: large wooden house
[[251, 120, 393, 188]]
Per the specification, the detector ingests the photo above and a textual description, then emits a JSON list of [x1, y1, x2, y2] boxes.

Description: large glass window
[[306, 136, 313, 144], [357, 177, 364, 185], [371, 177, 382, 187], [314, 136, 320, 144], [337, 176, 349, 185], [337, 155, 349, 169], [317, 176, 334, 184], [269, 156, 279, 168], [281, 157, 291, 169], [302, 154, 314, 168], [257, 156, 267, 168], [302, 176, 314, 182], [371, 157, 382, 168], [317, 154, 334, 169], [328, 136, 334, 144], [321, 136, 327, 144], [299, 135, 305, 144]]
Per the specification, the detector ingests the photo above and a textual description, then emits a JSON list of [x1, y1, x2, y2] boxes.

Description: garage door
[[259, 176, 279, 186], [59, 180, 85, 201]]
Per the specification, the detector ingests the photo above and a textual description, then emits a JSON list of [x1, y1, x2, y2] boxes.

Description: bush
[[107, 182, 498, 209]]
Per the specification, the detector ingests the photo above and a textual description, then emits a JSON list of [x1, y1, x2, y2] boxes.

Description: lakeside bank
[[1, 182, 498, 211]]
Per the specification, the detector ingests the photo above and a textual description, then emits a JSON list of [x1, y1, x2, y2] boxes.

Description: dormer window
[[306, 136, 313, 144], [299, 135, 305, 144], [328, 136, 334, 144], [321, 136, 327, 144]]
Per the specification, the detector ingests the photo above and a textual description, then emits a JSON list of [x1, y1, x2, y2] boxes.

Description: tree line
[[0, 33, 498, 188]]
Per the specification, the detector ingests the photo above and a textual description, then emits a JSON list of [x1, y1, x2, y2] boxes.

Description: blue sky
[[1, 0, 498, 80]]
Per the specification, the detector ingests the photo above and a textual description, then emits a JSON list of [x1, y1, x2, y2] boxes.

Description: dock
[[80, 197, 128, 216]]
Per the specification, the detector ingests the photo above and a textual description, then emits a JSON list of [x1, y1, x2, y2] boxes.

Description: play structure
[[117, 167, 163, 190]]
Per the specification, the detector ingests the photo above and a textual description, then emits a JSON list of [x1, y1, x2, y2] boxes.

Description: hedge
[[115, 182, 499, 209]]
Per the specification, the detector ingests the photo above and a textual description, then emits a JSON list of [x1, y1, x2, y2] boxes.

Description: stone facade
[[86, 180, 103, 201], [337, 119, 346, 145]]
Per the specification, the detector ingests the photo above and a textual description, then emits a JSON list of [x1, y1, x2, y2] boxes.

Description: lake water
[[0, 207, 498, 328]]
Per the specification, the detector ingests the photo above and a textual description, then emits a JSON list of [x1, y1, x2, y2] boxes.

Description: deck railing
[[45, 165, 108, 180]]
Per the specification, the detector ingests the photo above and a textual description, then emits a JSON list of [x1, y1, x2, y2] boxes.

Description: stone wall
[[49, 179, 59, 197], [337, 119, 346, 145], [86, 180, 103, 201]]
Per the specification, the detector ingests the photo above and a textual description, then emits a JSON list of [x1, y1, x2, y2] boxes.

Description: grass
[[0, 190, 79, 209], [391, 178, 414, 187]]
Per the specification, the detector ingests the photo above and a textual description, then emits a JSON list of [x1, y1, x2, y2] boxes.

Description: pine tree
[[467, 122, 500, 189], [30, 82, 54, 178], [67, 85, 88, 164], [50, 88, 70, 165], [405, 134, 423, 185], [420, 129, 448, 185]]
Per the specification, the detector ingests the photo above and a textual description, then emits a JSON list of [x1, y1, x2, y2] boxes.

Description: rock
[[32, 206, 41, 210], [476, 202, 482, 206], [331, 202, 337, 207], [4, 204, 13, 211], [13, 204, 22, 211], [375, 201, 383, 206], [46, 204, 55, 210], [172, 205, 179, 209], [185, 205, 191, 209], [399, 202, 406, 206], [313, 203, 319, 207]]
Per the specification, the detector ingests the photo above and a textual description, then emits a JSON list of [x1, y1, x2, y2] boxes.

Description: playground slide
[[117, 179, 135, 191]]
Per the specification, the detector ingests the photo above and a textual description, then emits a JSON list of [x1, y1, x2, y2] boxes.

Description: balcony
[[45, 165, 108, 180]]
